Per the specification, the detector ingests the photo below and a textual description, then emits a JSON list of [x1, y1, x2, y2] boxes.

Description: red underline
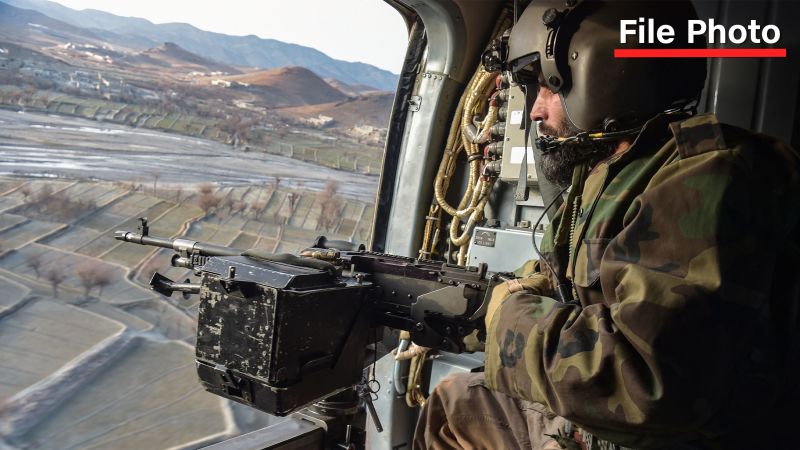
[[614, 48, 787, 58]]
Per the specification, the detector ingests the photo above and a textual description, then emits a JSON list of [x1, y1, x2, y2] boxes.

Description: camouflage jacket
[[485, 113, 800, 448]]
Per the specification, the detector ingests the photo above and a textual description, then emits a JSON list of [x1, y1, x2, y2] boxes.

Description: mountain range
[[0, 0, 399, 91]]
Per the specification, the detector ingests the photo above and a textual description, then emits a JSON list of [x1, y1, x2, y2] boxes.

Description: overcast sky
[[52, 0, 410, 73]]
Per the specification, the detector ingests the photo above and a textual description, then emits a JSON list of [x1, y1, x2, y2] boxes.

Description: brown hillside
[[225, 66, 349, 107], [127, 42, 240, 74], [275, 91, 394, 128]]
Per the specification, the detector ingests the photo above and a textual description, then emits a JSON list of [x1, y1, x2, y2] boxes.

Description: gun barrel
[[114, 230, 241, 257], [114, 230, 174, 249]]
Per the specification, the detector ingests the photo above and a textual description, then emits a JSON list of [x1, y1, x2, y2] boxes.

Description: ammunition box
[[195, 256, 372, 416]]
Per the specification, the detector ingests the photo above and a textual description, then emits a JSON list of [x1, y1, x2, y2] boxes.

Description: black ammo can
[[195, 256, 372, 416]]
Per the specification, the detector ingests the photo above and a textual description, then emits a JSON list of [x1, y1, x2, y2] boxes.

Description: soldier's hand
[[485, 273, 551, 328]]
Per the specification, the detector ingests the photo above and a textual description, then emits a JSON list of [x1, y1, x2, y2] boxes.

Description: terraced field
[[0, 299, 124, 402], [18, 338, 231, 450], [0, 276, 29, 309], [0, 243, 152, 304], [0, 170, 375, 448], [0, 219, 64, 249], [0, 213, 26, 231]]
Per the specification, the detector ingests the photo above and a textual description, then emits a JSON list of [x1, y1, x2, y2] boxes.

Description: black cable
[[517, 83, 568, 288], [372, 327, 378, 376], [530, 184, 569, 285], [514, 84, 532, 201], [369, 328, 380, 401]]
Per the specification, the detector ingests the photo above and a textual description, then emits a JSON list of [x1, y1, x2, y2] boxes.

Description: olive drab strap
[[549, 162, 589, 302]]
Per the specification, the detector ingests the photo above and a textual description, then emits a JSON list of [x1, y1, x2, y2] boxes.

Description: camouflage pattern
[[484, 113, 800, 448], [513, 258, 540, 278], [485, 273, 551, 330]]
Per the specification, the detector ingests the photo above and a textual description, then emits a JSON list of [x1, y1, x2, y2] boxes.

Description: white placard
[[509, 146, 534, 164], [510, 110, 524, 125]]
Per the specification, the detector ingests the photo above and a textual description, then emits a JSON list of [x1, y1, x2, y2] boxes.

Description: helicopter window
[[0, 0, 406, 447]]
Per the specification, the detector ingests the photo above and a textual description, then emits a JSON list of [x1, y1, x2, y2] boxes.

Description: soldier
[[414, 1, 800, 449]]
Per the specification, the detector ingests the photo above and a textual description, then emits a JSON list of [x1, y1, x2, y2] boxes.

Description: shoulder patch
[[669, 113, 728, 158]]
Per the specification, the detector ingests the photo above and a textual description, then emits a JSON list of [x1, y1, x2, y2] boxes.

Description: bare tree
[[33, 184, 54, 211], [38, 184, 54, 198], [198, 184, 220, 216], [19, 184, 31, 202], [76, 263, 96, 296], [95, 267, 113, 297], [46, 267, 66, 298], [26, 254, 43, 279], [23, 183, 95, 221], [287, 192, 299, 211], [222, 114, 255, 147], [234, 120, 253, 147], [316, 180, 343, 231], [200, 183, 215, 196], [222, 196, 235, 214], [75, 262, 107, 297], [252, 200, 267, 219], [199, 194, 220, 216], [78, 264, 115, 297]]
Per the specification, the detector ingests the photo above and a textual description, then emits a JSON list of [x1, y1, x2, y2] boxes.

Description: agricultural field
[[0, 161, 375, 447], [0, 275, 28, 309], [0, 298, 124, 402], [14, 338, 232, 450]]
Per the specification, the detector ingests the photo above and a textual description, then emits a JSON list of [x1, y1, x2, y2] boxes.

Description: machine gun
[[114, 218, 499, 446]]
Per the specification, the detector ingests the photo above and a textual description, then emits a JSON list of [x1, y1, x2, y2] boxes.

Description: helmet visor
[[509, 53, 541, 86]]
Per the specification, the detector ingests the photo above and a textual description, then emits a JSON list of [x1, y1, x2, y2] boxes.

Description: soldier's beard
[[537, 119, 616, 188]]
